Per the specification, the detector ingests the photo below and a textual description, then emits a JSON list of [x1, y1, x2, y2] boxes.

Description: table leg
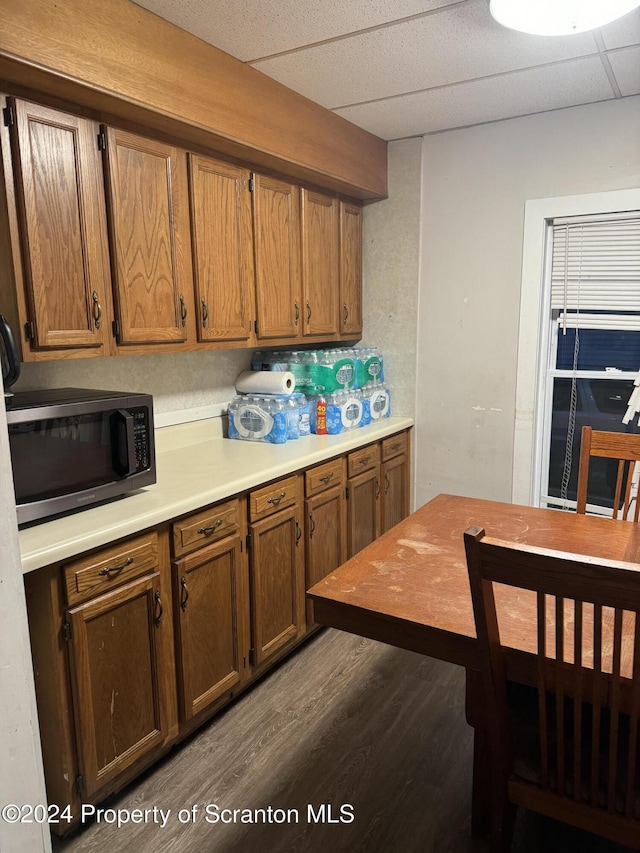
[[465, 668, 491, 838]]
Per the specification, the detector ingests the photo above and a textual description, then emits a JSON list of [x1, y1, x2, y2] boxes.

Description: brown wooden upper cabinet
[[3, 98, 113, 356], [252, 173, 301, 340], [0, 96, 365, 360], [102, 127, 195, 346], [188, 155, 253, 343], [339, 201, 363, 337], [301, 188, 339, 338]]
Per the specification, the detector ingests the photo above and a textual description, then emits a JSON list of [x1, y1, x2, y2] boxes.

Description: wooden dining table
[[307, 492, 640, 836]]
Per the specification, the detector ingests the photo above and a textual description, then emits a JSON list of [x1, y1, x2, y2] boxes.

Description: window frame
[[512, 188, 640, 507]]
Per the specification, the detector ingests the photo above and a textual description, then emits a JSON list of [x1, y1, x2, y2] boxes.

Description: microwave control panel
[[132, 407, 152, 471]]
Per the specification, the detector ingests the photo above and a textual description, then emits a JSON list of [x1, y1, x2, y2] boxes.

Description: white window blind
[[550, 213, 640, 319], [541, 209, 640, 514]]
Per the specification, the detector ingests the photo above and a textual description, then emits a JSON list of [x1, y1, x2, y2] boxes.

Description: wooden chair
[[576, 427, 640, 520], [464, 526, 640, 852]]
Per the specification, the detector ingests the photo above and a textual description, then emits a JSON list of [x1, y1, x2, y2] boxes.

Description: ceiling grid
[[134, 0, 640, 139]]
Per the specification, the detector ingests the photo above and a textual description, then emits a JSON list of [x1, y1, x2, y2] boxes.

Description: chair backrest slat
[[537, 591, 550, 789], [555, 596, 566, 795], [573, 599, 584, 802], [607, 610, 624, 812], [626, 615, 640, 818], [614, 460, 625, 520], [591, 604, 604, 809]]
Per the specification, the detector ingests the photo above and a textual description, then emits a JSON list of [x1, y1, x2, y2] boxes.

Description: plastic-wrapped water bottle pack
[[227, 393, 311, 444], [228, 347, 389, 442], [251, 347, 384, 395]]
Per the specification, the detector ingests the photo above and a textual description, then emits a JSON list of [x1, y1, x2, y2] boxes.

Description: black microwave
[[6, 388, 156, 526]]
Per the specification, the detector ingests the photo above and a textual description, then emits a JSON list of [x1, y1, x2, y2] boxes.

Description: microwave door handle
[[111, 409, 136, 476]]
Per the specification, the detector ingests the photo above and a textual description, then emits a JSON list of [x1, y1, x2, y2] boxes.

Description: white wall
[[414, 95, 640, 510]]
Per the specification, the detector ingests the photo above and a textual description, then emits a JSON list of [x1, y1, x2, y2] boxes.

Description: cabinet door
[[188, 155, 253, 342], [8, 98, 112, 352], [66, 573, 169, 796], [103, 127, 194, 344], [306, 484, 347, 622], [173, 536, 246, 721], [301, 188, 338, 337], [249, 505, 304, 667], [347, 466, 381, 558], [339, 201, 363, 337], [253, 173, 301, 339], [382, 454, 409, 534]]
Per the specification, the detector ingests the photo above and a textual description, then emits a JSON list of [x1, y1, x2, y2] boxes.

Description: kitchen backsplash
[[14, 349, 253, 421]]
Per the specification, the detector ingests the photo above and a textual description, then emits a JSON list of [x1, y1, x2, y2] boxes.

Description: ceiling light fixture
[[489, 0, 640, 36]]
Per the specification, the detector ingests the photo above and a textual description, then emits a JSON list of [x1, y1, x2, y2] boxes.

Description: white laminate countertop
[[18, 416, 413, 575]]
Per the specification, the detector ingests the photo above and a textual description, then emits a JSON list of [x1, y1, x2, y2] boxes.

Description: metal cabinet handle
[[154, 589, 164, 627], [385, 473, 390, 495], [309, 513, 316, 539], [98, 556, 133, 577], [295, 518, 302, 546], [358, 457, 371, 466], [375, 478, 381, 499], [92, 291, 102, 330], [343, 303, 348, 324], [306, 301, 311, 322], [179, 294, 187, 327], [198, 519, 223, 536], [319, 472, 334, 484], [180, 575, 189, 611], [268, 491, 286, 506], [294, 301, 299, 326], [201, 297, 208, 327]]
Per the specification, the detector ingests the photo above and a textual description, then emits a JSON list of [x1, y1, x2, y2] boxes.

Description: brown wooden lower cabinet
[[304, 457, 347, 624], [381, 452, 409, 533], [347, 466, 381, 557], [347, 440, 382, 561], [24, 429, 410, 835], [380, 431, 410, 535], [248, 502, 305, 668], [66, 572, 169, 796], [306, 485, 348, 588], [25, 528, 178, 826], [172, 535, 248, 722]]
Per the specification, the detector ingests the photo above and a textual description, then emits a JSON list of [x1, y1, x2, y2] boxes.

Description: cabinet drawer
[[63, 532, 158, 605], [172, 498, 241, 558], [347, 443, 380, 478], [305, 457, 345, 497], [249, 475, 300, 521], [382, 432, 408, 462]]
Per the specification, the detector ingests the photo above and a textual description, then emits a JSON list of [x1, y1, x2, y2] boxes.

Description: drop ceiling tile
[[132, 0, 460, 61], [251, 0, 598, 108], [598, 8, 640, 50], [607, 46, 640, 95], [333, 56, 615, 139]]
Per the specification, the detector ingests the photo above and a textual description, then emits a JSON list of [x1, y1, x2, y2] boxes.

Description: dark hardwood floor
[[54, 629, 636, 852]]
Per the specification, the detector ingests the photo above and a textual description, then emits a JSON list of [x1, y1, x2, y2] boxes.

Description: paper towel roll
[[235, 370, 294, 395]]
